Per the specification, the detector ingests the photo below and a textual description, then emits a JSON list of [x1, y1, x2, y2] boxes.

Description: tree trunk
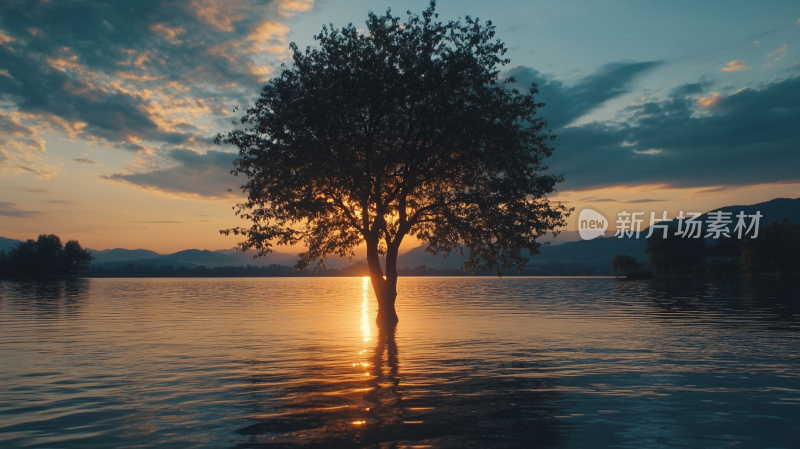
[[366, 235, 399, 324]]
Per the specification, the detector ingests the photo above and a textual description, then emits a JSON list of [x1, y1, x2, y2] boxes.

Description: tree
[[741, 218, 800, 277], [704, 235, 741, 258], [0, 234, 94, 277], [610, 254, 643, 278], [217, 2, 570, 322], [645, 232, 705, 277], [61, 239, 95, 275]]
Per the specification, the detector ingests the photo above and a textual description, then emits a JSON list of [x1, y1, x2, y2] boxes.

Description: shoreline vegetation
[[610, 217, 800, 280], [82, 264, 615, 278], [2, 215, 798, 280]]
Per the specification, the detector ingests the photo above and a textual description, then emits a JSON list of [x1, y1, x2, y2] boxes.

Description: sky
[[1, 0, 799, 254]]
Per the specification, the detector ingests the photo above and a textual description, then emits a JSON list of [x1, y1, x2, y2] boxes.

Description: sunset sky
[[1, 0, 799, 254]]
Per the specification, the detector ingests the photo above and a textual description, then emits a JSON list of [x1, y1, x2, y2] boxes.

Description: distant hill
[[396, 245, 459, 270], [397, 197, 800, 273], [3, 197, 798, 276], [698, 197, 800, 228], [87, 247, 356, 270], [396, 236, 648, 271], [90, 248, 162, 264], [210, 248, 304, 268], [0, 237, 22, 253]]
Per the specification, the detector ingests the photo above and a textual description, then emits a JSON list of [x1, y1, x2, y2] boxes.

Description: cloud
[[0, 0, 312, 163], [625, 199, 665, 204], [150, 23, 186, 42], [277, 0, 314, 17], [102, 149, 241, 199], [721, 60, 747, 72], [767, 44, 787, 58], [73, 157, 100, 165], [0, 110, 58, 177], [697, 92, 722, 109], [764, 44, 787, 67], [505, 61, 661, 129], [188, 0, 247, 32], [546, 75, 800, 190], [580, 198, 664, 204], [247, 20, 290, 43], [0, 202, 41, 218]]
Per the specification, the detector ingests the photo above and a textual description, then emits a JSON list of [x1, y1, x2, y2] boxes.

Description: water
[[1, 277, 799, 448]]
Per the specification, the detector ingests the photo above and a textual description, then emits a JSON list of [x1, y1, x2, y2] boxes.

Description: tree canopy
[[645, 232, 705, 277], [217, 2, 570, 321], [0, 234, 94, 277], [610, 254, 643, 278], [741, 218, 800, 277]]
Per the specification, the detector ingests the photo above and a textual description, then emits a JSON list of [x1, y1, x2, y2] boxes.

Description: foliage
[[216, 1, 570, 313], [741, 218, 800, 277], [0, 234, 93, 277], [610, 254, 643, 277], [645, 232, 705, 277], [704, 236, 741, 258]]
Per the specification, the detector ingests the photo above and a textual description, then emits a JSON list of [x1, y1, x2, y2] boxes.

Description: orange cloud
[[0, 111, 62, 178], [247, 20, 290, 43], [696, 92, 722, 109], [277, 0, 314, 18], [115, 71, 166, 82], [765, 44, 787, 65], [0, 32, 14, 45], [247, 61, 274, 82], [247, 20, 291, 54], [188, 0, 245, 32], [150, 23, 185, 42], [721, 60, 747, 72]]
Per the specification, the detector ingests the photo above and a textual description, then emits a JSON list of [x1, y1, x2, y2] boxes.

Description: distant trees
[[0, 234, 93, 277], [704, 236, 741, 258], [642, 218, 800, 278], [610, 254, 643, 278], [645, 232, 705, 277], [741, 218, 800, 277]]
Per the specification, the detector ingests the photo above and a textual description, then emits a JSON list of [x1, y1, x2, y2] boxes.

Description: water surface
[[1, 277, 799, 448]]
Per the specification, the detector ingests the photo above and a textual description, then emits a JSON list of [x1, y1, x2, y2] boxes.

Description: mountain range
[[2, 197, 798, 275]]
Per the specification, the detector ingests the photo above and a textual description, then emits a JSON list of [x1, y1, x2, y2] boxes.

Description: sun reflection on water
[[361, 276, 371, 342]]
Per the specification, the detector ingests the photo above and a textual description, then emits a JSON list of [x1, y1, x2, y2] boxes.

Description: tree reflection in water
[[1, 278, 88, 318], [235, 321, 566, 448]]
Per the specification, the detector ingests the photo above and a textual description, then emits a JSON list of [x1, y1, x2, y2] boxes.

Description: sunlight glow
[[361, 277, 371, 342]]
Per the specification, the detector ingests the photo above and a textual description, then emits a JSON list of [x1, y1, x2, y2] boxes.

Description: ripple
[[1, 277, 799, 447]]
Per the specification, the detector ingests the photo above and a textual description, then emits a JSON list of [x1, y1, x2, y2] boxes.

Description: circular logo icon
[[578, 208, 608, 240]]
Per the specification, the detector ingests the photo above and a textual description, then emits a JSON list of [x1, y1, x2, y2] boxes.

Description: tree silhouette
[[741, 218, 800, 277], [217, 2, 569, 322], [645, 232, 705, 277], [0, 234, 93, 277], [610, 254, 643, 278]]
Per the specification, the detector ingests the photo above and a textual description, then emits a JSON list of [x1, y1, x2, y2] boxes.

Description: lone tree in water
[[217, 2, 570, 323]]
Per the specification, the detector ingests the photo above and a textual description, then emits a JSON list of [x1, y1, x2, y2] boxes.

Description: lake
[[1, 277, 799, 448]]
